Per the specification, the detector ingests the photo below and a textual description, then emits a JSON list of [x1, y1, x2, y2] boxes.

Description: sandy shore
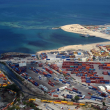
[[61, 24, 110, 40], [36, 41, 110, 54]]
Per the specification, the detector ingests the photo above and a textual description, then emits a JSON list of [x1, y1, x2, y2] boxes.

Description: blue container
[[90, 98, 96, 100], [77, 95, 82, 97], [24, 76, 28, 79], [11, 66, 15, 68], [105, 82, 109, 84], [57, 88, 59, 91], [66, 82, 70, 84], [46, 59, 50, 60], [65, 55, 69, 58], [78, 52, 81, 55], [66, 59, 70, 60], [96, 97, 103, 100], [86, 81, 91, 83], [78, 91, 82, 94], [91, 95, 97, 98], [15, 64, 19, 67], [62, 56, 66, 59], [59, 79, 63, 81], [15, 68, 19, 70], [47, 74, 52, 77], [66, 95, 72, 99], [92, 88, 97, 90]]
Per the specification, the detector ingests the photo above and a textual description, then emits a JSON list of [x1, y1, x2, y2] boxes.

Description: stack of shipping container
[[62, 61, 110, 84], [8, 63, 26, 74], [40, 53, 47, 60]]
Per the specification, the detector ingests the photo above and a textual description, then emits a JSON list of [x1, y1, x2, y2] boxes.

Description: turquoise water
[[0, 0, 110, 54]]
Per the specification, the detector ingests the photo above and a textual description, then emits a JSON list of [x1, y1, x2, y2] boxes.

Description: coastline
[[36, 41, 110, 54], [36, 24, 110, 54], [60, 24, 110, 40]]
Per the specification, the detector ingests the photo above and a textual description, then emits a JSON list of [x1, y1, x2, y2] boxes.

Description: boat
[[80, 34, 95, 38]]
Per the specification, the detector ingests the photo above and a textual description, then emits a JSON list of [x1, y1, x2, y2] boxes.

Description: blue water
[[0, 0, 110, 54]]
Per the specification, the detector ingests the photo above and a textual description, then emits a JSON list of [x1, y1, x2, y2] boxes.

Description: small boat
[[80, 34, 95, 38]]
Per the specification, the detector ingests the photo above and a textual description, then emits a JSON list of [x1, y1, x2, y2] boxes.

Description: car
[[88, 92, 91, 95]]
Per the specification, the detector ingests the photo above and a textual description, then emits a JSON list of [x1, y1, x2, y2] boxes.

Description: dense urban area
[[1, 44, 110, 110]]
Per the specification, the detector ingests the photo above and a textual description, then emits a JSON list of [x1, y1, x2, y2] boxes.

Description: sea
[[0, 0, 110, 54]]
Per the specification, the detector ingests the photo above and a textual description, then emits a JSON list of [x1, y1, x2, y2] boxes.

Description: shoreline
[[36, 41, 110, 54], [60, 24, 110, 40]]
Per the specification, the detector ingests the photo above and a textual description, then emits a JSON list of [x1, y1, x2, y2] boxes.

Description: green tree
[[103, 102, 106, 106], [71, 98, 75, 102], [17, 98, 20, 102], [4, 84, 21, 96], [93, 56, 96, 60], [74, 95, 79, 102], [15, 105, 20, 110]]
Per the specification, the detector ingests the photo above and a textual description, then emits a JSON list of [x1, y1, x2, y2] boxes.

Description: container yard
[[2, 44, 110, 107], [6, 58, 110, 104], [0, 71, 11, 87]]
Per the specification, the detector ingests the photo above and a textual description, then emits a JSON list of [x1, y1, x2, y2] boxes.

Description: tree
[[93, 56, 96, 60], [63, 98, 65, 101], [71, 98, 75, 102], [103, 102, 106, 106], [4, 84, 21, 96], [74, 96, 79, 102]]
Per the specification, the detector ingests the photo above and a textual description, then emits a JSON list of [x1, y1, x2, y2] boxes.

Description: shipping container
[[53, 94, 58, 97]]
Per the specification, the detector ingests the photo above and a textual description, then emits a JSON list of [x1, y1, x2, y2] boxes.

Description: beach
[[36, 41, 110, 54], [61, 24, 110, 40]]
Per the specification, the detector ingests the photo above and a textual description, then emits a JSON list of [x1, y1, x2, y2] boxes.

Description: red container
[[49, 70, 53, 74], [81, 76, 85, 79], [55, 100, 61, 102], [91, 81, 96, 83], [51, 90, 55, 93], [0, 74, 4, 77], [43, 72, 47, 75], [65, 88, 72, 91], [95, 80, 100, 83], [73, 103, 79, 105], [73, 88, 78, 91], [82, 79, 86, 82]]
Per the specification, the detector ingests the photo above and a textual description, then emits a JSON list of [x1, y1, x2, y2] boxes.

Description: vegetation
[[71, 98, 75, 102], [74, 95, 79, 102], [93, 56, 96, 60], [3, 84, 21, 97], [23, 101, 42, 110], [0, 62, 6, 65], [7, 105, 20, 110], [63, 98, 65, 101], [103, 102, 106, 106]]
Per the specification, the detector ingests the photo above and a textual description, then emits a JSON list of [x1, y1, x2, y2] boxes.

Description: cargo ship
[[80, 34, 95, 38]]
